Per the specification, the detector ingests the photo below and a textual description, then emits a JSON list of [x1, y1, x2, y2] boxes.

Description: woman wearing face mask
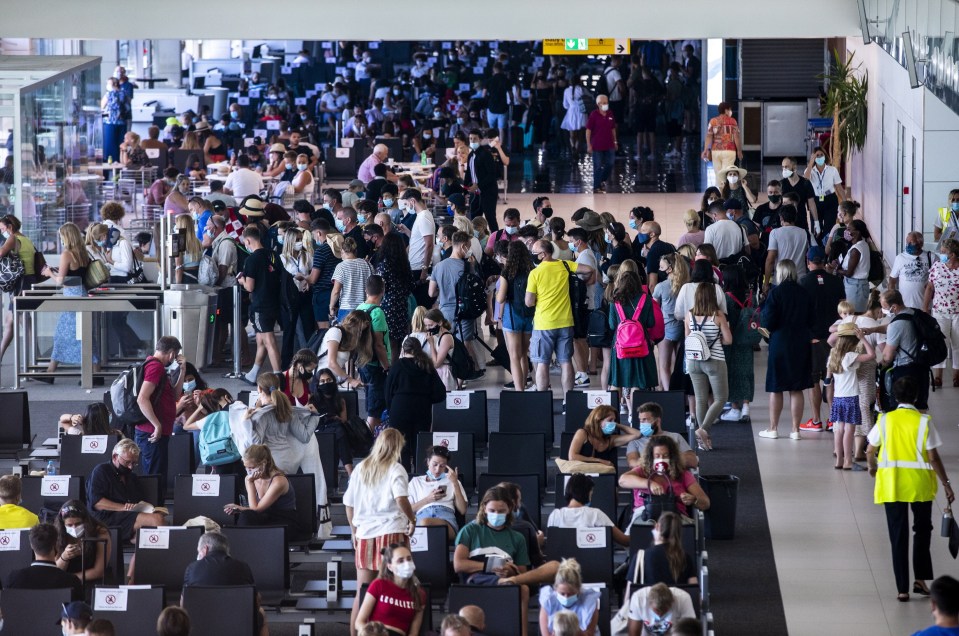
[[407, 445, 468, 539], [385, 337, 447, 471], [566, 404, 639, 469], [0, 214, 36, 363], [59, 401, 120, 437], [355, 543, 426, 636], [173, 362, 207, 427], [804, 146, 846, 236], [653, 253, 689, 391], [547, 218, 573, 261], [619, 436, 710, 528], [453, 486, 532, 635], [538, 558, 600, 636], [173, 214, 203, 284], [318, 310, 374, 390], [224, 444, 310, 538], [411, 129, 436, 164], [264, 144, 288, 178], [184, 151, 206, 182], [181, 388, 236, 471], [420, 309, 457, 391], [291, 153, 314, 198], [54, 500, 111, 585], [309, 367, 354, 475], [718, 165, 755, 210], [374, 233, 414, 365], [495, 241, 536, 391], [826, 219, 871, 313], [278, 348, 317, 407], [824, 200, 860, 259], [923, 238, 959, 388], [279, 228, 316, 367], [609, 269, 659, 412], [641, 512, 698, 587], [546, 473, 630, 547], [600, 222, 631, 275], [698, 187, 722, 230], [685, 280, 733, 451]]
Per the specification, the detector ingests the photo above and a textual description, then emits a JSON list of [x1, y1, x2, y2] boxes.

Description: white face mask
[[727, 175, 739, 185], [599, 104, 609, 112], [782, 168, 794, 179], [66, 525, 85, 539], [881, 307, 892, 317], [393, 561, 416, 580]]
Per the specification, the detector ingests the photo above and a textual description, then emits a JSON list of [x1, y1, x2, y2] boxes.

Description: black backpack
[[892, 309, 948, 368], [587, 304, 613, 348], [446, 331, 476, 381], [108, 357, 161, 435], [595, 67, 614, 98], [563, 262, 590, 338], [454, 261, 487, 321], [508, 272, 536, 320]]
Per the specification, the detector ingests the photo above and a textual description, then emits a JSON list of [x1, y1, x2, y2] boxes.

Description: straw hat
[[717, 165, 748, 181], [216, 164, 230, 176], [194, 120, 211, 133], [269, 143, 287, 154], [836, 322, 859, 338], [239, 197, 266, 217]]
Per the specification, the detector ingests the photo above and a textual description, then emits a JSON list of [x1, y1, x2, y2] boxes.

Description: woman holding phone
[[407, 445, 468, 539]]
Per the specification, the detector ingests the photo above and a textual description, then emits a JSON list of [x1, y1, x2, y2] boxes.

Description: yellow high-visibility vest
[[874, 408, 938, 504]]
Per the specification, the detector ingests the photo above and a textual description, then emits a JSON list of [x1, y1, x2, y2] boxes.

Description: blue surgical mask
[[604, 235, 612, 245], [570, 243, 579, 254], [952, 202, 959, 212], [297, 163, 308, 171], [487, 512, 507, 528], [285, 163, 293, 170], [557, 593, 579, 608], [628, 219, 637, 230], [183, 380, 197, 392], [0, 231, 9, 240], [473, 230, 480, 239], [815, 156, 826, 166], [357, 214, 367, 224], [204, 230, 214, 239], [277, 236, 285, 246], [940, 253, 950, 263], [456, 117, 465, 125], [636, 232, 650, 244], [430, 469, 446, 480], [639, 422, 654, 437], [335, 220, 346, 232], [382, 198, 394, 208], [602, 421, 617, 435], [95, 239, 107, 247], [469, 142, 480, 150], [905, 245, 920, 256], [447, 205, 454, 216], [504, 226, 518, 235]]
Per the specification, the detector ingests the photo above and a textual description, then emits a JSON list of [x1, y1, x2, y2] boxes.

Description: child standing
[[825, 322, 875, 470]]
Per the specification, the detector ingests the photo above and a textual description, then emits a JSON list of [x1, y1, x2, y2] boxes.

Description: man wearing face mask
[[88, 439, 167, 541], [586, 95, 617, 194], [889, 232, 933, 310], [341, 179, 366, 211], [780, 156, 820, 237], [4, 523, 83, 600], [703, 200, 746, 261], [625, 403, 698, 469], [754, 180, 784, 239], [626, 582, 696, 636], [465, 129, 500, 232], [934, 189, 959, 249], [869, 290, 931, 412], [484, 208, 521, 256], [527, 197, 553, 231], [336, 208, 367, 259], [132, 337, 186, 487], [638, 222, 675, 290]]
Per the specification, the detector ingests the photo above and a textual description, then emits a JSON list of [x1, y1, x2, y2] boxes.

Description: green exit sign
[[565, 39, 587, 51]]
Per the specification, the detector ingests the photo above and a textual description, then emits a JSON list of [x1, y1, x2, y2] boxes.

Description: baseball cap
[[723, 198, 743, 211], [447, 193, 466, 210], [807, 245, 826, 263], [59, 601, 93, 624]]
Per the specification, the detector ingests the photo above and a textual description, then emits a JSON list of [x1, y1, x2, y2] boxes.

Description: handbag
[[640, 472, 677, 522], [0, 252, 24, 293], [126, 257, 147, 284], [33, 250, 49, 284], [84, 259, 110, 289], [943, 506, 959, 559]]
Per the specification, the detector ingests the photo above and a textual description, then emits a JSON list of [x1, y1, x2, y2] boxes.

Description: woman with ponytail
[[642, 511, 698, 586], [385, 337, 447, 471], [246, 372, 329, 538], [224, 444, 305, 534]]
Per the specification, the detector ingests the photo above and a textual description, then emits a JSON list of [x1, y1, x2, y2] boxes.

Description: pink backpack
[[614, 296, 651, 359], [642, 285, 666, 344]]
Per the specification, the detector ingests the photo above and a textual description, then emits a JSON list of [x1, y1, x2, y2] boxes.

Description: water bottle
[[46, 460, 57, 476], [943, 507, 953, 538], [106, 155, 112, 165]]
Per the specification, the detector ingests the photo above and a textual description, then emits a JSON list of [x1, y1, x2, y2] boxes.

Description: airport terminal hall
[[3, 1, 959, 635]]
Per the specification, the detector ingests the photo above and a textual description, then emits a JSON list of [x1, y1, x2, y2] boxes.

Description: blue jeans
[[134, 429, 169, 483], [592, 149, 615, 189]]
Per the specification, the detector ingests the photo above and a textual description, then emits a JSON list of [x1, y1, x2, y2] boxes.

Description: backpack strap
[[631, 294, 646, 322], [614, 301, 627, 322]]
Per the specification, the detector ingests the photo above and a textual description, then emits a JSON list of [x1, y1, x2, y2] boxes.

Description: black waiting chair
[[314, 431, 340, 495], [410, 525, 450, 599], [20, 475, 85, 518], [0, 528, 35, 574], [285, 473, 317, 542], [60, 434, 121, 479], [136, 474, 163, 507], [133, 525, 204, 598], [172, 473, 238, 526], [477, 473, 542, 530], [105, 526, 123, 585], [564, 390, 620, 432], [221, 525, 290, 605], [553, 472, 618, 524], [415, 432, 476, 491], [324, 147, 358, 179], [631, 390, 688, 437], [545, 527, 615, 586], [447, 584, 522, 636], [91, 585, 164, 633], [166, 434, 195, 497], [0, 587, 72, 636], [432, 390, 488, 448], [559, 431, 575, 462], [182, 585, 257, 636], [0, 390, 30, 456], [488, 432, 546, 489], [498, 391, 554, 447]]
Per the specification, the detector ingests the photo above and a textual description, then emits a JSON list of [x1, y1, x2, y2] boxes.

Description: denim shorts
[[487, 111, 508, 129], [502, 307, 534, 334], [416, 504, 459, 531], [359, 365, 387, 417], [530, 327, 573, 364], [313, 289, 332, 324]]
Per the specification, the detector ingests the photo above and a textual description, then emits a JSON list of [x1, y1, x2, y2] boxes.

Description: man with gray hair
[[357, 143, 396, 184], [88, 438, 167, 540], [889, 231, 933, 309], [183, 531, 266, 633]]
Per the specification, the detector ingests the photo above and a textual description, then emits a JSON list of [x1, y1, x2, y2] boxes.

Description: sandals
[[695, 428, 713, 451], [897, 593, 910, 602], [913, 581, 930, 596]]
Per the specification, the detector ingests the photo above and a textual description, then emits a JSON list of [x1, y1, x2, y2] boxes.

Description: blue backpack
[[198, 411, 241, 466]]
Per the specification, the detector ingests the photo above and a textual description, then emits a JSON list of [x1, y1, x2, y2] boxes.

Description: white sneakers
[[758, 429, 802, 440], [789, 432, 802, 440], [720, 409, 742, 422], [574, 372, 590, 387]]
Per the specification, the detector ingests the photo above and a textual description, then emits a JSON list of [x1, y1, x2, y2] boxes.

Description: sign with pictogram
[[192, 474, 221, 497], [94, 588, 129, 611], [432, 432, 459, 452], [41, 475, 70, 497], [138, 527, 170, 550], [585, 390, 612, 407], [446, 391, 470, 410], [0, 530, 20, 551], [82, 435, 109, 454], [410, 526, 429, 553], [576, 527, 607, 548]]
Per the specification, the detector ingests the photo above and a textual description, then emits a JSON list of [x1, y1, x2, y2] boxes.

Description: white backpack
[[684, 314, 717, 361]]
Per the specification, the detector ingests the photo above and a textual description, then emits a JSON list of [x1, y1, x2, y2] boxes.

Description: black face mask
[[298, 368, 313, 381], [116, 463, 132, 476], [767, 195, 782, 204], [366, 239, 377, 253], [428, 326, 440, 335], [319, 383, 337, 398], [540, 207, 553, 219]]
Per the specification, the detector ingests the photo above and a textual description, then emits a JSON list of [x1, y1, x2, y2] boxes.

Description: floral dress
[[376, 260, 413, 344], [51, 266, 95, 365]]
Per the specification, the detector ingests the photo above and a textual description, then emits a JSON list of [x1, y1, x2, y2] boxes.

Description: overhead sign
[[543, 38, 630, 56]]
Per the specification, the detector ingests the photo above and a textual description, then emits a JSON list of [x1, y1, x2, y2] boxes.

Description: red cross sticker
[[0, 536, 9, 545], [148, 533, 159, 544], [586, 533, 596, 544], [200, 482, 211, 492], [593, 396, 603, 405], [105, 594, 116, 605]]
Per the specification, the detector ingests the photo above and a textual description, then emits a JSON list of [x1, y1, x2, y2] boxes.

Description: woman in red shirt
[[280, 349, 317, 407], [355, 543, 426, 636]]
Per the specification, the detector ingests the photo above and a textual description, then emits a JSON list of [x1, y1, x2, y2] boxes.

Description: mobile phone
[[437, 485, 446, 495]]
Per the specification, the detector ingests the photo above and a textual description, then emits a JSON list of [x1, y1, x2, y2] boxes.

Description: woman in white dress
[[561, 76, 588, 154]]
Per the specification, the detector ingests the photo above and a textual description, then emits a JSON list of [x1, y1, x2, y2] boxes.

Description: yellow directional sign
[[542, 38, 630, 56]]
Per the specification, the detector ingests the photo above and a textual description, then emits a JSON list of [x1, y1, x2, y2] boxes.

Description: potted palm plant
[[821, 49, 869, 178]]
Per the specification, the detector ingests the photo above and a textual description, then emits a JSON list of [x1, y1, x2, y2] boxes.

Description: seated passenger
[[309, 367, 354, 475], [640, 511, 698, 587], [4, 523, 83, 600], [224, 444, 308, 539], [58, 402, 122, 437], [497, 481, 545, 567], [566, 404, 639, 470], [408, 445, 468, 540], [624, 582, 696, 635], [453, 486, 531, 636], [619, 436, 710, 528], [625, 402, 698, 469], [355, 543, 427, 635], [0, 474, 39, 529], [53, 500, 111, 585], [538, 558, 600, 636], [87, 438, 167, 542], [546, 474, 629, 547]]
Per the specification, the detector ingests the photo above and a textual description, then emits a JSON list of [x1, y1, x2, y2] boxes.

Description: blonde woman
[[85, 223, 109, 262], [40, 223, 94, 379], [280, 226, 316, 366], [174, 214, 203, 284], [318, 310, 374, 389], [243, 373, 328, 533], [223, 444, 304, 533], [677, 208, 705, 248], [653, 253, 689, 390], [538, 559, 600, 636], [344, 428, 416, 636]]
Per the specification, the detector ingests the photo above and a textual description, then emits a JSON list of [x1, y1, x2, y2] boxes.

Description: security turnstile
[[162, 285, 219, 369]]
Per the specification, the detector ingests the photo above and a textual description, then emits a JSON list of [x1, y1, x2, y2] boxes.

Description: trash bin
[[699, 474, 739, 540]]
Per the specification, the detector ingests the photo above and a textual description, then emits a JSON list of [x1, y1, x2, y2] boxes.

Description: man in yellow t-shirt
[[525, 239, 578, 393], [0, 474, 39, 530]]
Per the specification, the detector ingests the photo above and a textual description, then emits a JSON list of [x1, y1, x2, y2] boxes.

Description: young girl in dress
[[826, 322, 875, 470]]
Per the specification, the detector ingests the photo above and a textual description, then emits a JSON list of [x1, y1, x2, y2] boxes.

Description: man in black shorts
[[238, 224, 281, 384]]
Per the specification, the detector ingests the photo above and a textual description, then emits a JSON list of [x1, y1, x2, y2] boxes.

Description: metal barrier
[[224, 284, 245, 379]]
